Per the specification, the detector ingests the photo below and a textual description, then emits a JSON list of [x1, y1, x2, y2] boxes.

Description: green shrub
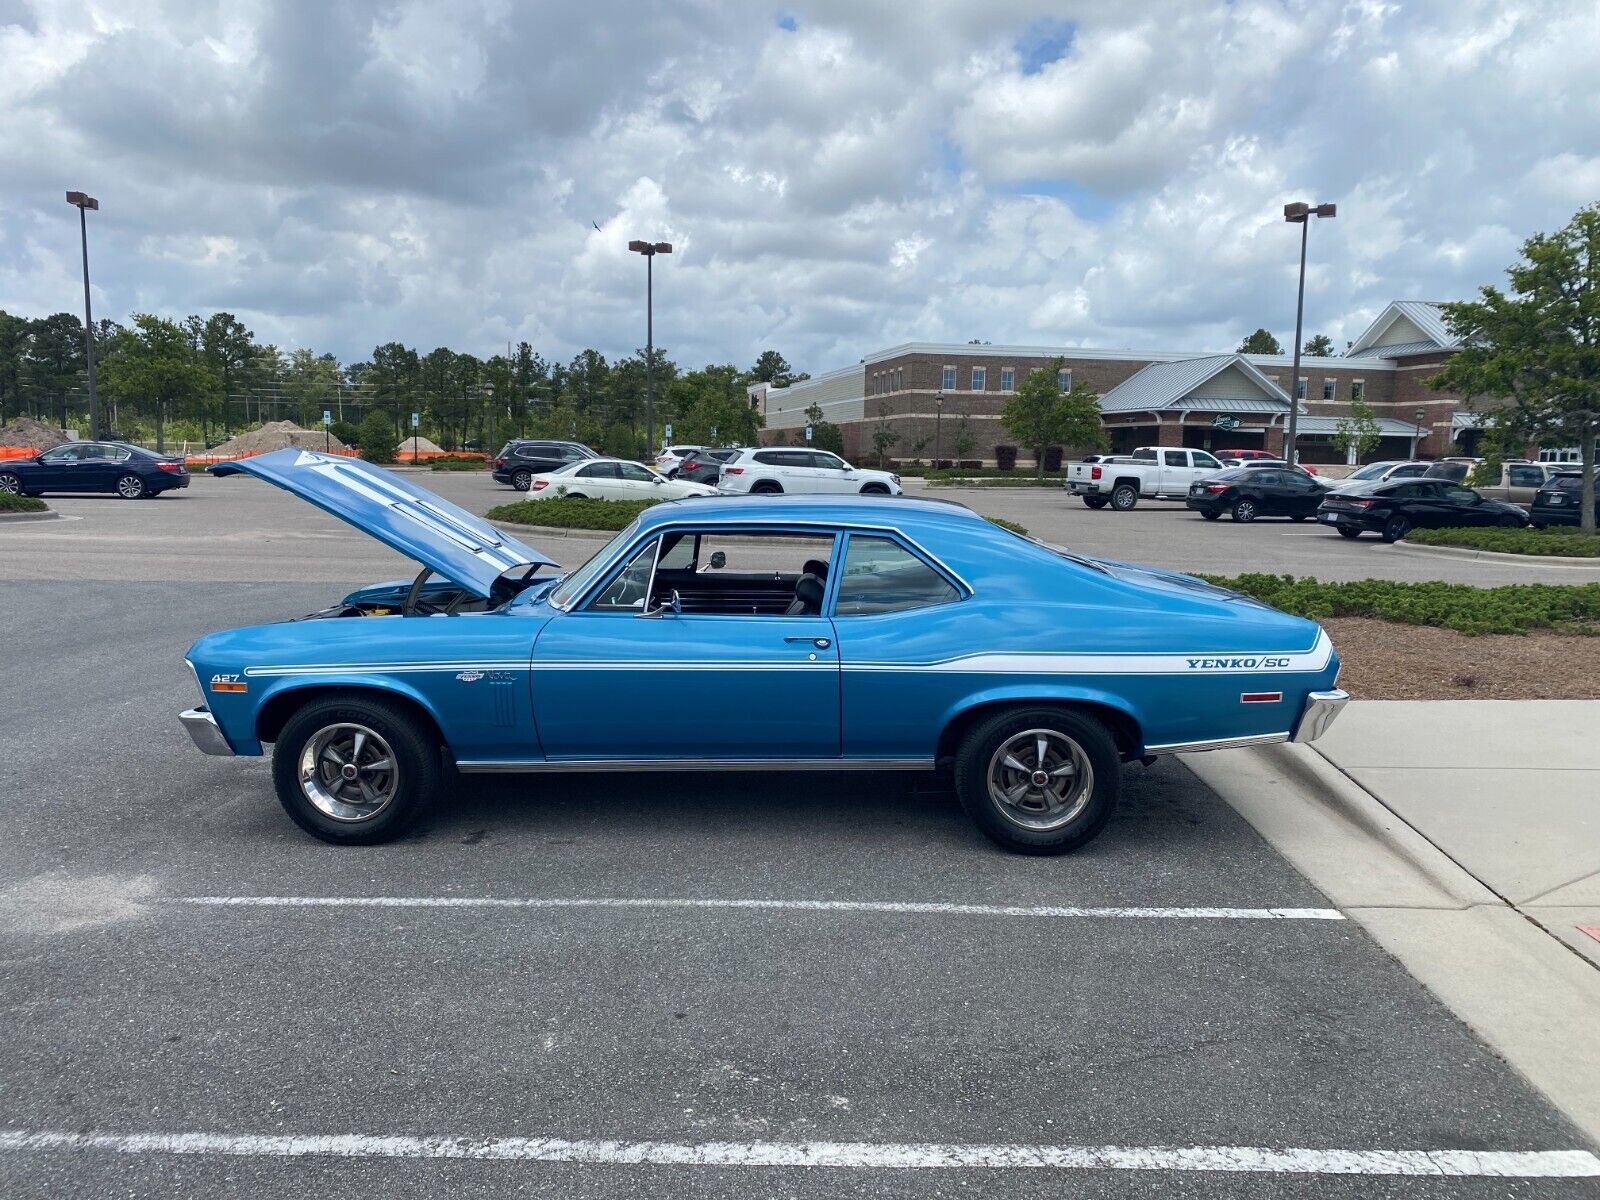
[[1201, 573, 1600, 636], [986, 516, 1030, 536], [927, 476, 1059, 488], [428, 455, 489, 471], [0, 491, 48, 513], [485, 496, 662, 531], [357, 413, 395, 464], [1405, 526, 1600, 557]]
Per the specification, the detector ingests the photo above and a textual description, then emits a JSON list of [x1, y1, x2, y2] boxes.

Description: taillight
[[1205, 484, 1228, 493], [157, 462, 180, 472], [723, 466, 744, 475], [532, 480, 549, 491], [1345, 498, 1375, 508], [1091, 466, 1102, 480]]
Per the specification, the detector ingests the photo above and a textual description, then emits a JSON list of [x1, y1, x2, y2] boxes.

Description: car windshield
[[548, 521, 641, 609], [1212, 468, 1250, 481]]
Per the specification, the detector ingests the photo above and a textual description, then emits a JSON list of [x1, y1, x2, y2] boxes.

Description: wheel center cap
[[341, 764, 358, 780], [1030, 770, 1049, 787]]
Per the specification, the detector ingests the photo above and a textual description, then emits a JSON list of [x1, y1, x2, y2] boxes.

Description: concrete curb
[[1386, 540, 1600, 568], [488, 520, 614, 539], [0, 508, 59, 523], [1183, 742, 1600, 1146]]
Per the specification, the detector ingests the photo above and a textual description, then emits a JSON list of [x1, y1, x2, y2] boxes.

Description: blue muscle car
[[183, 449, 1347, 853]]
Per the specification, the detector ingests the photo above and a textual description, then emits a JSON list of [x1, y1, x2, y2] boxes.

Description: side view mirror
[[651, 474, 664, 484], [709, 551, 726, 569]]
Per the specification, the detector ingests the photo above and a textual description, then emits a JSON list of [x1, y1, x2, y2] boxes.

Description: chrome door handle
[[784, 636, 830, 649]]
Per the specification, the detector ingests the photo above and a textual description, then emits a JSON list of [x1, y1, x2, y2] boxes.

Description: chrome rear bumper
[[1291, 689, 1350, 744], [180, 706, 235, 756]]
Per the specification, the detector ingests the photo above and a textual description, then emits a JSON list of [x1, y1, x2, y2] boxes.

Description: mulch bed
[[1324, 617, 1600, 700]]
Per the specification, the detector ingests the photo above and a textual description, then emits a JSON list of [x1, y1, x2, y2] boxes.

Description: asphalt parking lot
[[3, 478, 1598, 1195]]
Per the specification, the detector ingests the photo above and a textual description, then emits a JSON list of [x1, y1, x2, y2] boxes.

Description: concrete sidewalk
[[1315, 700, 1600, 966], [1183, 701, 1600, 1144]]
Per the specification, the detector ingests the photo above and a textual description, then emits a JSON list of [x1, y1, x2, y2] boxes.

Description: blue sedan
[[182, 449, 1346, 853], [0, 441, 190, 499]]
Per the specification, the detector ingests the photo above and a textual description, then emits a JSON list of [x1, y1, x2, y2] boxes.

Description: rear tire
[[953, 707, 1120, 855], [1081, 495, 1108, 510], [116, 474, 147, 500], [750, 481, 783, 494], [512, 470, 532, 491], [1497, 514, 1524, 528], [1381, 514, 1411, 543], [1110, 484, 1138, 511], [271, 695, 440, 845], [565, 492, 587, 500], [1289, 514, 1309, 522], [1230, 498, 1258, 523], [1337, 526, 1362, 539]]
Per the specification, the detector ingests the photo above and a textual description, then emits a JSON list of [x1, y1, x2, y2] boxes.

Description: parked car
[[0, 441, 189, 499], [670, 447, 740, 485], [1317, 479, 1529, 542], [1185, 467, 1330, 522], [1216, 450, 1320, 476], [654, 445, 704, 474], [1467, 461, 1579, 508], [523, 457, 718, 502], [716, 448, 901, 495], [1326, 460, 1430, 490], [1530, 471, 1599, 528], [1064, 446, 1225, 510], [1230, 459, 1318, 477], [491, 440, 597, 491], [184, 449, 1347, 853]]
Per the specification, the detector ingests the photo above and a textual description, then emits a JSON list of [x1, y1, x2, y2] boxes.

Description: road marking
[[0, 1130, 1593, 1176], [175, 896, 1344, 920]]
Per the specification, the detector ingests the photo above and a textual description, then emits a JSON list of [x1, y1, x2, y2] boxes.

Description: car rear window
[[1551, 475, 1584, 492]]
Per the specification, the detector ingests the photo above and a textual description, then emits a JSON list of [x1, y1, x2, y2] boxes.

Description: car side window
[[588, 539, 659, 611], [1191, 451, 1221, 469], [39, 446, 81, 463], [1508, 465, 1541, 488], [617, 463, 655, 482], [812, 452, 847, 471], [576, 463, 616, 479], [1443, 485, 1479, 503], [834, 536, 960, 617], [1163, 450, 1187, 467], [1392, 464, 1426, 478]]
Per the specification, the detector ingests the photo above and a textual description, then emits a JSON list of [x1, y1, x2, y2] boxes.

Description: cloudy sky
[[2, 0, 1598, 374]]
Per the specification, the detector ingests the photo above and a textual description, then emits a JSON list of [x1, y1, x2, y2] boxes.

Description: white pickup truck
[[1065, 446, 1226, 510]]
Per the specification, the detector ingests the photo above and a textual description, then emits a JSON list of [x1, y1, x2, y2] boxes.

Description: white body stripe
[[1, 1130, 1593, 1177], [176, 896, 1344, 920]]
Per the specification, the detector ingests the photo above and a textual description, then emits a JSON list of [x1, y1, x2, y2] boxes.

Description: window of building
[[1057, 368, 1072, 392], [1000, 367, 1015, 391], [971, 366, 986, 390], [942, 365, 956, 391], [835, 536, 960, 616], [1321, 379, 1335, 401], [1351, 380, 1365, 403], [894, 369, 902, 391], [1295, 377, 1307, 400]]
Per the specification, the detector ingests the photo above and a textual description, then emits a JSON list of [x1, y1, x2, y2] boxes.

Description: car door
[[1507, 464, 1544, 506], [567, 461, 621, 498], [78, 444, 126, 492], [807, 451, 855, 493], [1159, 449, 1189, 495], [615, 460, 666, 499], [1440, 484, 1496, 526], [1277, 470, 1323, 517], [531, 528, 843, 760], [30, 444, 83, 489]]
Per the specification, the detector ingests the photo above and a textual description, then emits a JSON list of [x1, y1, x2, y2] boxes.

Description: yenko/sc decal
[[1185, 656, 1292, 670]]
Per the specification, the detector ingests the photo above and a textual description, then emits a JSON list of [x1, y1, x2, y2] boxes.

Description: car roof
[[634, 493, 984, 534]]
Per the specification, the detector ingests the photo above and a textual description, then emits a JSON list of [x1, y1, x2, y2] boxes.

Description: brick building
[[749, 301, 1491, 467]]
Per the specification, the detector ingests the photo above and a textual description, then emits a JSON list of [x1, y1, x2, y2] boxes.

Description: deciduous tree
[[1001, 358, 1106, 477]]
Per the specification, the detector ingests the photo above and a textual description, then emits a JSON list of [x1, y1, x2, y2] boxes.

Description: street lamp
[[1283, 200, 1336, 464], [1416, 406, 1426, 458], [65, 191, 101, 440], [933, 391, 944, 470], [628, 239, 672, 455]]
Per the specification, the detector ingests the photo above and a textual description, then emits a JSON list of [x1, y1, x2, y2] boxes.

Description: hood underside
[[212, 449, 557, 598]]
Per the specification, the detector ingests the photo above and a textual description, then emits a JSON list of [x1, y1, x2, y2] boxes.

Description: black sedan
[[1530, 471, 1597, 528], [1185, 466, 1329, 522], [1317, 479, 1528, 542], [0, 441, 188, 499], [490, 440, 597, 490], [671, 447, 739, 485]]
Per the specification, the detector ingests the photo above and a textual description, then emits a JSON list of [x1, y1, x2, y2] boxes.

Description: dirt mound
[[208, 420, 348, 457], [0, 417, 69, 450], [395, 435, 445, 454]]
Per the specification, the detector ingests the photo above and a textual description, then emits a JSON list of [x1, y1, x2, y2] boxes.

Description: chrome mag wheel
[[116, 474, 146, 498], [0, 473, 19, 494], [986, 727, 1095, 831], [298, 723, 399, 822]]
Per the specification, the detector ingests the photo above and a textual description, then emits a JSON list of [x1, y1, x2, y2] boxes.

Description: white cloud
[[0, 0, 1596, 375]]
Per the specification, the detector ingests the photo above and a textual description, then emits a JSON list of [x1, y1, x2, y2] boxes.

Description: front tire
[[512, 470, 532, 491], [271, 696, 440, 845], [1081, 495, 1108, 509], [1110, 484, 1138, 511], [1200, 509, 1221, 520], [1230, 498, 1258, 522], [859, 483, 890, 495], [116, 473, 148, 499], [954, 707, 1120, 854], [0, 472, 20, 495]]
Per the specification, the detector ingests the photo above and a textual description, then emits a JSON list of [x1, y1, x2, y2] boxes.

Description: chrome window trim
[[830, 530, 967, 618], [457, 756, 934, 774], [553, 519, 974, 612]]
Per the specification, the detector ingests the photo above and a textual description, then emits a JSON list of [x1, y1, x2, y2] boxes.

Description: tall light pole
[[1282, 200, 1336, 464], [628, 239, 672, 455], [65, 191, 101, 440], [933, 391, 944, 469]]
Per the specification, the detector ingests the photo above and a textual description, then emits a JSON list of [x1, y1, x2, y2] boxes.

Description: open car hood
[[212, 449, 557, 599]]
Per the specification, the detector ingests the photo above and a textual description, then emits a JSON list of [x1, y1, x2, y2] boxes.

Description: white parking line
[[1, 1130, 1594, 1176], [176, 896, 1345, 920]]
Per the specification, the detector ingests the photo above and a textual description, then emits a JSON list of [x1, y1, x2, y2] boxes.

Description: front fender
[[249, 673, 446, 752]]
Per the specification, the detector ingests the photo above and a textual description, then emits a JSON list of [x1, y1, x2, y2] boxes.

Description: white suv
[[717, 448, 902, 495]]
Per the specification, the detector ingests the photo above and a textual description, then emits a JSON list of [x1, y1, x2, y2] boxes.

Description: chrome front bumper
[[1291, 689, 1350, 744], [180, 706, 235, 756]]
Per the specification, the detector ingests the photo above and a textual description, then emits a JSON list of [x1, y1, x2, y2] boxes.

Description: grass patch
[[0, 492, 47, 513], [427, 456, 489, 471], [1405, 526, 1600, 557], [486, 496, 661, 531], [986, 516, 1029, 536], [1202, 573, 1600, 637]]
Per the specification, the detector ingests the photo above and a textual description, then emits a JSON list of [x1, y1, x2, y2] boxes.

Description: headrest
[[795, 574, 825, 608], [802, 558, 830, 579]]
